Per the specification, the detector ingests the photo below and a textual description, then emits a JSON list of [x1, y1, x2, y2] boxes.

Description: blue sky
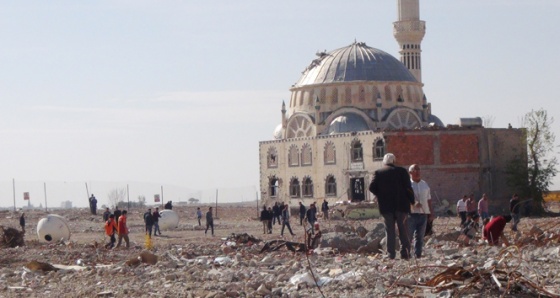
[[1, 1, 559, 208]]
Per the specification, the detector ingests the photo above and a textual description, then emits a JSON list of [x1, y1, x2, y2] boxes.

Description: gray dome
[[295, 41, 417, 87], [428, 114, 445, 127], [327, 113, 369, 135]]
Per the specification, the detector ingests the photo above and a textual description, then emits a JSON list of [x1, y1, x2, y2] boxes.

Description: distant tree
[[482, 115, 495, 128], [507, 109, 558, 214], [188, 197, 199, 204], [107, 188, 127, 209], [138, 195, 146, 207]]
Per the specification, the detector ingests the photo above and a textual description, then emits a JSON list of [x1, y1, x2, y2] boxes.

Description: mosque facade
[[258, 0, 526, 212]]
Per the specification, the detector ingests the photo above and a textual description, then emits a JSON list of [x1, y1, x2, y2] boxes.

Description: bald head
[[383, 153, 396, 165]]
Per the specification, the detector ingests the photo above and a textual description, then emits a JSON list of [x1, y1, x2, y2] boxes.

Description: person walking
[[104, 214, 118, 249], [196, 207, 203, 226], [205, 207, 214, 236], [116, 210, 129, 249], [260, 206, 270, 234], [510, 194, 521, 231], [272, 203, 281, 225], [457, 195, 468, 227], [305, 203, 317, 234], [280, 204, 295, 237], [407, 164, 433, 258], [153, 207, 162, 236], [19, 213, 25, 233], [102, 208, 111, 222], [144, 208, 154, 238], [267, 207, 274, 233], [478, 193, 489, 220], [369, 153, 414, 260], [321, 200, 330, 220], [298, 202, 306, 226], [113, 207, 122, 224]]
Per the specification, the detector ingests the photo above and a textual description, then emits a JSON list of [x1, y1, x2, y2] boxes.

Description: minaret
[[393, 0, 425, 83]]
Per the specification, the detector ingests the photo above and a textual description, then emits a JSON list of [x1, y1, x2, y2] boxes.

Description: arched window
[[269, 176, 279, 198], [331, 88, 338, 104], [320, 88, 326, 104], [288, 145, 299, 166], [267, 147, 278, 168], [345, 87, 352, 104], [384, 85, 392, 101], [302, 176, 313, 197], [359, 86, 365, 103], [325, 175, 337, 197], [374, 139, 385, 160], [289, 177, 300, 198], [371, 86, 379, 102], [301, 143, 312, 166], [324, 141, 336, 164], [351, 139, 363, 162]]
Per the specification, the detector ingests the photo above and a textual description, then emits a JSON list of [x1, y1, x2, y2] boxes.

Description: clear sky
[[1, 1, 559, 208]]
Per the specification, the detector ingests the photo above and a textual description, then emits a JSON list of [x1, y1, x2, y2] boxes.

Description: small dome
[[327, 113, 369, 135], [273, 124, 283, 139], [295, 41, 416, 87], [428, 114, 445, 127]]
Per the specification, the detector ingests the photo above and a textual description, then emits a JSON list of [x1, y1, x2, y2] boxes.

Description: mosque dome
[[295, 41, 417, 87], [327, 113, 369, 135]]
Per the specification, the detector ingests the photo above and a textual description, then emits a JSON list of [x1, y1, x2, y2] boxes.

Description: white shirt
[[457, 199, 467, 212], [410, 179, 431, 214]]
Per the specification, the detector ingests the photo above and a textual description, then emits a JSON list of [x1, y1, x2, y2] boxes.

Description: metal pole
[[85, 182, 90, 198], [161, 185, 164, 209], [44, 182, 48, 212], [12, 178, 16, 212], [127, 184, 130, 210]]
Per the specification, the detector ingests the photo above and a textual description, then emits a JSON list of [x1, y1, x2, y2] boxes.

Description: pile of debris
[[0, 226, 24, 248]]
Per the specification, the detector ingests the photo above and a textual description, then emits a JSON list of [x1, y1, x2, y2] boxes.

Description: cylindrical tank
[[36, 214, 71, 242], [158, 210, 179, 230]]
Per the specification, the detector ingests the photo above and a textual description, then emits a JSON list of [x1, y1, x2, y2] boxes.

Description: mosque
[[258, 0, 526, 212]]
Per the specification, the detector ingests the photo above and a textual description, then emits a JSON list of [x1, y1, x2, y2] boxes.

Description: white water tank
[[36, 214, 71, 242], [158, 210, 179, 230]]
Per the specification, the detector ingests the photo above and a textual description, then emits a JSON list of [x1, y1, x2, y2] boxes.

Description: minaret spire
[[393, 0, 425, 83]]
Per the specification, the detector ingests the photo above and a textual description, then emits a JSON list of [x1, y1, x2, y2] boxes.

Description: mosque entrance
[[350, 178, 365, 202]]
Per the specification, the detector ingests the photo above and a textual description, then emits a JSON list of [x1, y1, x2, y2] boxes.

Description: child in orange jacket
[[104, 214, 117, 249]]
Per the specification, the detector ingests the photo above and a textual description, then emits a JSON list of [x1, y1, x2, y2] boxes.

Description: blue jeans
[[382, 211, 411, 259], [408, 213, 427, 258], [479, 212, 489, 220], [511, 213, 520, 231]]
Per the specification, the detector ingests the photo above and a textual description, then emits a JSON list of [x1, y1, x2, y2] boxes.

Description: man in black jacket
[[369, 153, 414, 260], [299, 202, 306, 225]]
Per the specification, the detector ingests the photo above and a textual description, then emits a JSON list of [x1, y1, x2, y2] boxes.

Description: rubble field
[[1, 204, 559, 298]]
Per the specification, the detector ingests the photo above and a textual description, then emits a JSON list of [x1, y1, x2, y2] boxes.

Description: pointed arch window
[[384, 85, 392, 101], [374, 139, 385, 160], [331, 88, 338, 104], [359, 86, 366, 103], [351, 139, 363, 162], [269, 176, 279, 198], [325, 175, 337, 197], [289, 177, 301, 198], [301, 143, 312, 166], [267, 147, 278, 168], [345, 87, 352, 104], [320, 88, 326, 104], [288, 145, 299, 167], [302, 176, 313, 197], [324, 141, 336, 165]]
